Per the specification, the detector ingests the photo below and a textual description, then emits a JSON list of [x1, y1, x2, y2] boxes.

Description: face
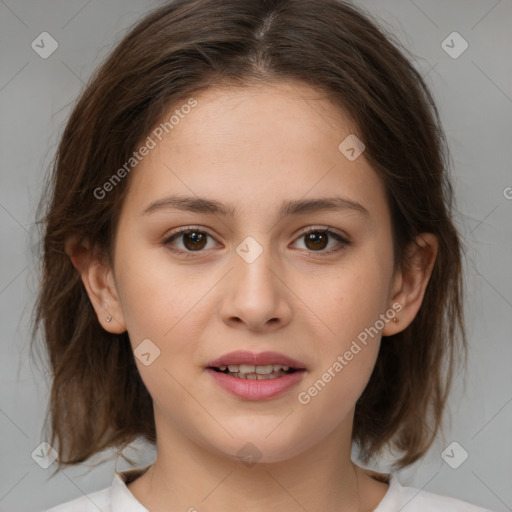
[[101, 81, 403, 463]]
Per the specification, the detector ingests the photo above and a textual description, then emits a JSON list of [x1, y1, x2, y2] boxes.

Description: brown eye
[[293, 227, 350, 254], [181, 230, 208, 250], [164, 228, 215, 254], [304, 231, 329, 251]]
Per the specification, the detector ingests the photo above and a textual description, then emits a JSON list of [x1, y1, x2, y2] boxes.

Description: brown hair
[[33, 0, 467, 473]]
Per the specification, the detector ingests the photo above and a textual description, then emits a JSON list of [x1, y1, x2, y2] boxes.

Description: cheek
[[304, 258, 392, 343], [112, 254, 204, 388], [114, 242, 193, 331], [295, 253, 391, 401], [114, 250, 207, 411]]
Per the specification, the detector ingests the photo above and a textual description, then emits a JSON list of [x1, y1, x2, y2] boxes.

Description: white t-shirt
[[43, 467, 493, 512]]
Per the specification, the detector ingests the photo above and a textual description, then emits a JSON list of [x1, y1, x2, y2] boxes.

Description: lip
[[206, 368, 306, 400], [205, 350, 306, 369]]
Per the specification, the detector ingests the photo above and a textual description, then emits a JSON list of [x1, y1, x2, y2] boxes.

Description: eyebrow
[[143, 194, 370, 219]]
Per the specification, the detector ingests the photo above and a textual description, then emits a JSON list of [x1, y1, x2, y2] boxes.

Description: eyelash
[[162, 225, 351, 258]]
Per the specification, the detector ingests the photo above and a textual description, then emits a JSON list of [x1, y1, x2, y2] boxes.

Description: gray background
[[1, 0, 511, 510]]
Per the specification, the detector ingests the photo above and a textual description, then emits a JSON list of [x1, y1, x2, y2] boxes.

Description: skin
[[68, 81, 438, 512]]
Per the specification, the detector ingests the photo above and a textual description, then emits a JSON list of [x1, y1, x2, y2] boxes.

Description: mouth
[[204, 350, 307, 400], [205, 350, 307, 379]]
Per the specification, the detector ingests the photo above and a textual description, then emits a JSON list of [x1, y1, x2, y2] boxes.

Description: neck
[[127, 407, 387, 512]]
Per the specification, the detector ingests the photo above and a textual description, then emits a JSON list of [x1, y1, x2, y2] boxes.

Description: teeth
[[225, 364, 291, 374], [234, 372, 281, 380], [256, 365, 274, 375]]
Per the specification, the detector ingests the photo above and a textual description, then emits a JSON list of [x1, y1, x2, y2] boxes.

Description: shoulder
[[379, 474, 493, 512], [40, 485, 111, 512]]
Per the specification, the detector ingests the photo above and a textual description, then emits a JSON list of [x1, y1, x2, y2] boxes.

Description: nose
[[219, 243, 293, 333]]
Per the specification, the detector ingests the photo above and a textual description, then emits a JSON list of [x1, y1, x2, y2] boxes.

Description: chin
[[204, 431, 313, 465]]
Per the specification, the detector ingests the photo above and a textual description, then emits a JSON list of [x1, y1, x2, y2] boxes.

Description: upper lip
[[206, 350, 306, 369]]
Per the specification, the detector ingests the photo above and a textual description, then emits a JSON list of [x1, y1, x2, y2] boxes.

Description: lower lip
[[205, 368, 306, 400]]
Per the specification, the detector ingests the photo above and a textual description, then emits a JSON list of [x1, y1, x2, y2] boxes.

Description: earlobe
[[382, 233, 438, 337], [65, 236, 127, 334]]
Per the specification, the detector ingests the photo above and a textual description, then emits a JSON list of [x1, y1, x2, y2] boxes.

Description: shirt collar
[[111, 466, 151, 511], [373, 473, 403, 511]]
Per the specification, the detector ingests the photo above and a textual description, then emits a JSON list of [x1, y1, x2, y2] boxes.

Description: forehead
[[168, 80, 358, 153], [119, 81, 388, 225]]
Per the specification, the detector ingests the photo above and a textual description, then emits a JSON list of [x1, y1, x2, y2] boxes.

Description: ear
[[382, 233, 438, 336], [65, 236, 127, 334]]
